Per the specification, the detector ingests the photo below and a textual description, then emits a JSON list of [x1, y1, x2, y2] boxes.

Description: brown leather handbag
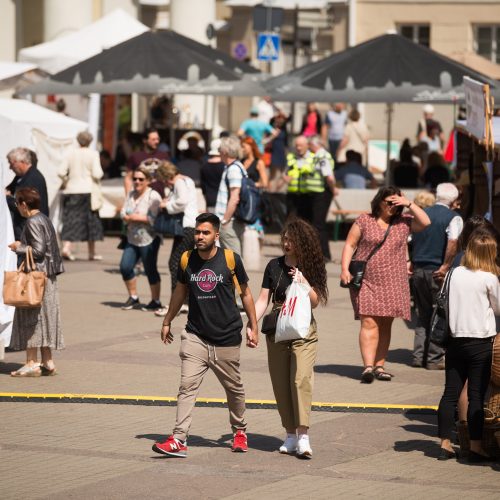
[[3, 246, 47, 308]]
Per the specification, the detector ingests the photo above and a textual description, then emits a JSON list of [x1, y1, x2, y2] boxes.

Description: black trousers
[[437, 337, 493, 440], [411, 267, 445, 365]]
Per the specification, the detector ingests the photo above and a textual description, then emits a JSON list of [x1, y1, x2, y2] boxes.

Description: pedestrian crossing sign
[[257, 33, 280, 61]]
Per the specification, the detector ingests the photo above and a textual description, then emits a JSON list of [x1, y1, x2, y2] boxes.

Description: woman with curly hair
[[341, 186, 430, 383], [254, 218, 328, 459]]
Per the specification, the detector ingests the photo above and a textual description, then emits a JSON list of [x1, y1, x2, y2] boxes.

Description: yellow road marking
[[0, 392, 438, 410]]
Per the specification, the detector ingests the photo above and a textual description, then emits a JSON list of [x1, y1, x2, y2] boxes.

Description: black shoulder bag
[[340, 224, 392, 291], [261, 268, 284, 335], [429, 268, 455, 348]]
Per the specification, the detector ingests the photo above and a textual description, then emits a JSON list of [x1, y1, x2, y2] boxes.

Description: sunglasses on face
[[133, 177, 146, 182]]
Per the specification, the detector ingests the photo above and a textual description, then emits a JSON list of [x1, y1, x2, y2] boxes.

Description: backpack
[[180, 248, 241, 295], [429, 268, 455, 348], [225, 162, 260, 224]]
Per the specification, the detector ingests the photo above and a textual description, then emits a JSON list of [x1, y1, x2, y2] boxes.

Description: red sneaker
[[152, 436, 187, 458], [231, 430, 248, 452]]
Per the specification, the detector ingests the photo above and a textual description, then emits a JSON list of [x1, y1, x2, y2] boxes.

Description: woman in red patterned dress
[[341, 187, 430, 383]]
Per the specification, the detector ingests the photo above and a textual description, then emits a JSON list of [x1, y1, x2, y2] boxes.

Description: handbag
[[275, 276, 312, 342], [90, 180, 104, 211], [429, 268, 455, 348], [261, 268, 284, 335], [153, 210, 184, 237], [340, 223, 392, 290], [3, 246, 47, 308]]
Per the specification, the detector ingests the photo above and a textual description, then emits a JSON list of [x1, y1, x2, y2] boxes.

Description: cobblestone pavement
[[1, 237, 498, 499]]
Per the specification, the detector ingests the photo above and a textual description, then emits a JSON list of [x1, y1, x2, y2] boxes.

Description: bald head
[[295, 135, 308, 157]]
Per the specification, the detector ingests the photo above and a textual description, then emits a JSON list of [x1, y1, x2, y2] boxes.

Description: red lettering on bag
[[280, 296, 297, 317]]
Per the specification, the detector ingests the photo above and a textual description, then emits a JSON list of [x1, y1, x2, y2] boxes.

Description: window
[[474, 25, 500, 63], [398, 24, 430, 48]]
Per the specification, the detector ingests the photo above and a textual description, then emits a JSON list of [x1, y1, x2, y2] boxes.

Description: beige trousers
[[173, 331, 247, 441], [266, 321, 318, 429]]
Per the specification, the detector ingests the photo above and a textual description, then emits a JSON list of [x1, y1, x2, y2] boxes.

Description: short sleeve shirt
[[178, 248, 249, 346], [240, 119, 274, 152], [214, 161, 244, 219], [261, 257, 293, 304]]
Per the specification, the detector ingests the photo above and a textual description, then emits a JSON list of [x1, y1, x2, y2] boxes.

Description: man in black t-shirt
[[153, 213, 258, 458]]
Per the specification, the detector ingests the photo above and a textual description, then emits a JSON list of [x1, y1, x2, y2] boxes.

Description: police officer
[[307, 136, 336, 260], [284, 135, 315, 219]]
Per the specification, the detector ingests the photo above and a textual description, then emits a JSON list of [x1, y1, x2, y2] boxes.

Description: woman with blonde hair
[[437, 230, 500, 463], [413, 190, 435, 209], [155, 161, 198, 316], [119, 165, 162, 311]]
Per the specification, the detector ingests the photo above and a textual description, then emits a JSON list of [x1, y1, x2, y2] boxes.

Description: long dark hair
[[371, 186, 403, 219], [281, 218, 328, 305]]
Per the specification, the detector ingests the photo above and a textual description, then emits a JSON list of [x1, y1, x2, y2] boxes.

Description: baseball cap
[[250, 106, 259, 115], [423, 104, 434, 114]]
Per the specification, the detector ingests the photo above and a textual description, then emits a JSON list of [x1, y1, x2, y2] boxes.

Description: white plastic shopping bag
[[275, 275, 311, 342]]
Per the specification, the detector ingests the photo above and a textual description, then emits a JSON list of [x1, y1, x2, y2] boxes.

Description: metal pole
[[291, 4, 299, 134], [385, 103, 393, 186]]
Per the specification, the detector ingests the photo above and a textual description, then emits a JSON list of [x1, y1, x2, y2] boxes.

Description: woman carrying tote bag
[[254, 218, 328, 459], [7, 187, 64, 377]]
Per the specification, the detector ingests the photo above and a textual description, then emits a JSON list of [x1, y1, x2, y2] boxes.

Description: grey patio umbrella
[[265, 33, 500, 181], [264, 33, 500, 103], [21, 30, 265, 97]]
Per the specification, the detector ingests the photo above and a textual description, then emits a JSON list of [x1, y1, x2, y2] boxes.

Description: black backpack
[[225, 162, 261, 224]]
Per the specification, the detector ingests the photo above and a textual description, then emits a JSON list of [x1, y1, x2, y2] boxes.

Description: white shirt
[[448, 266, 500, 338], [215, 161, 243, 220], [435, 202, 463, 240], [58, 147, 103, 194], [165, 176, 198, 229]]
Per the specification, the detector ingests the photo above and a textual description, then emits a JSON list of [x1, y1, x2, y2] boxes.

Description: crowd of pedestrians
[[3, 100, 500, 465]]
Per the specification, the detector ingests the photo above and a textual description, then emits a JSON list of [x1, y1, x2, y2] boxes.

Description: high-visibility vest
[[301, 149, 334, 193], [286, 152, 315, 193]]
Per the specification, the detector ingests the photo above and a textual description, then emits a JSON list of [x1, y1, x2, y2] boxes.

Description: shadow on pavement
[[136, 432, 282, 453], [101, 301, 128, 308], [314, 363, 360, 380], [393, 438, 442, 458], [387, 348, 413, 366], [0, 361, 24, 375]]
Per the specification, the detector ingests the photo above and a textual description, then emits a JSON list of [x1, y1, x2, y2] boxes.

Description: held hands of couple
[[246, 321, 259, 348]]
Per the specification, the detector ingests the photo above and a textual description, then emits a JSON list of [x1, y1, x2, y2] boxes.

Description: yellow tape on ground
[[0, 392, 438, 411]]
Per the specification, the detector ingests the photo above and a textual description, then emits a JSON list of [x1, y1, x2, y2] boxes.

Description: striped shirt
[[215, 161, 244, 219]]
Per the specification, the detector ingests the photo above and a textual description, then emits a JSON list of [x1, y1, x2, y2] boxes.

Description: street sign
[[257, 33, 280, 61], [233, 42, 248, 61]]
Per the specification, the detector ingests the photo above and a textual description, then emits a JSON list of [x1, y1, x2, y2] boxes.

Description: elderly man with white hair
[[410, 183, 463, 370]]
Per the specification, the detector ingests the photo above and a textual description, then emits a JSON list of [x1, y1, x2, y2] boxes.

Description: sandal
[[11, 364, 42, 377], [361, 366, 375, 384], [374, 366, 394, 381], [40, 365, 57, 376], [62, 252, 76, 261]]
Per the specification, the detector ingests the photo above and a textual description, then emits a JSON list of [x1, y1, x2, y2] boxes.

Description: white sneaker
[[296, 435, 312, 459], [279, 434, 297, 454]]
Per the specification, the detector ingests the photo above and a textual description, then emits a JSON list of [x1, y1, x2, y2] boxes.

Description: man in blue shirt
[[238, 107, 278, 153], [335, 150, 376, 189]]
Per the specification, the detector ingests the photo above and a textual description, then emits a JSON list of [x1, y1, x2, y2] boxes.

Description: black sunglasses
[[133, 177, 146, 182]]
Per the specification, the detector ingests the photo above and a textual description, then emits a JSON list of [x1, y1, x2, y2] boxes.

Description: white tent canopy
[[18, 9, 149, 74], [0, 98, 88, 206], [0, 62, 38, 81]]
